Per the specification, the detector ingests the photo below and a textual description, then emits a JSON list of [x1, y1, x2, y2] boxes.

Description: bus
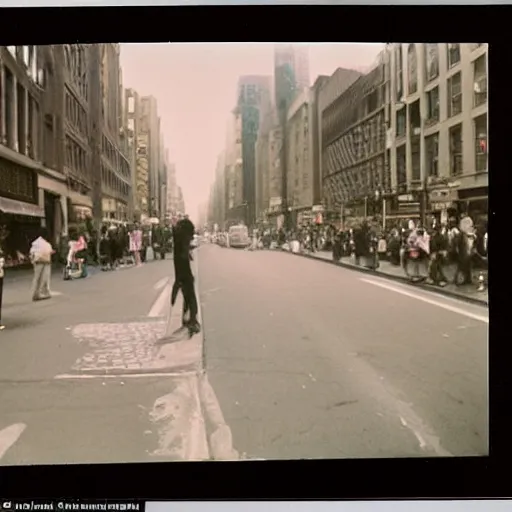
[[228, 224, 250, 249]]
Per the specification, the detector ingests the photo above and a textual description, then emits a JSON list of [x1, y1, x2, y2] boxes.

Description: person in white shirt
[[29, 228, 54, 301]]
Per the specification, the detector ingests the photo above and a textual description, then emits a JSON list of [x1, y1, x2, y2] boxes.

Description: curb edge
[[288, 251, 488, 308]]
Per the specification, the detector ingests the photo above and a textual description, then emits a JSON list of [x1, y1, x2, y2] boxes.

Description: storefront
[[0, 156, 45, 266], [456, 187, 488, 227]]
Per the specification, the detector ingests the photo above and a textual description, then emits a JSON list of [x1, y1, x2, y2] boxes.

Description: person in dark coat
[[171, 215, 200, 335]]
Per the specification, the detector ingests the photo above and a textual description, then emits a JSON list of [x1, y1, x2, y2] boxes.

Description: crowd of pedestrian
[[236, 212, 487, 290], [0, 214, 201, 336]]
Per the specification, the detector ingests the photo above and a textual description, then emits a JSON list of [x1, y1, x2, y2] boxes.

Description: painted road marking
[[0, 423, 26, 460], [148, 283, 172, 318], [361, 278, 489, 324], [154, 277, 169, 291], [54, 371, 198, 380]]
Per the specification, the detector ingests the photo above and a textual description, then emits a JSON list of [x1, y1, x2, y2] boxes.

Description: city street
[[0, 244, 488, 464]]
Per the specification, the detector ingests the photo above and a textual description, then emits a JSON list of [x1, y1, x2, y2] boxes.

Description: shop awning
[[0, 196, 44, 218]]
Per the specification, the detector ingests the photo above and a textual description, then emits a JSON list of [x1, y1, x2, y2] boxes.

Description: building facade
[[388, 43, 488, 226], [229, 75, 272, 225], [285, 87, 315, 226], [95, 44, 131, 223], [321, 51, 391, 225], [0, 45, 59, 266]]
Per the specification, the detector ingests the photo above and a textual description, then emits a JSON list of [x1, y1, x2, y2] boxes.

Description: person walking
[[30, 228, 55, 301], [171, 215, 200, 336], [129, 222, 143, 267]]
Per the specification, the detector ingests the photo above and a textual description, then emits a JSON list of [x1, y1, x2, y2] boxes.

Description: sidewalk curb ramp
[[289, 251, 488, 308]]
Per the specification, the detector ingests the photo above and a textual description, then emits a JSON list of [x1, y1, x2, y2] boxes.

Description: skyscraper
[[274, 44, 310, 108]]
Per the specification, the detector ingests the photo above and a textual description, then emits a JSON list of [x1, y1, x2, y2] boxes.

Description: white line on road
[[0, 423, 26, 460], [54, 371, 198, 380], [154, 277, 170, 291], [148, 283, 171, 318], [360, 278, 489, 324]]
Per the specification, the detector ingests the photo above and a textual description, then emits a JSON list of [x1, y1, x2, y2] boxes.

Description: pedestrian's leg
[[182, 276, 199, 326], [41, 264, 52, 297], [32, 263, 44, 300], [171, 280, 181, 306]]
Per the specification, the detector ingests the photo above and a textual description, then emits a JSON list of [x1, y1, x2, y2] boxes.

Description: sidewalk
[[293, 250, 488, 306]]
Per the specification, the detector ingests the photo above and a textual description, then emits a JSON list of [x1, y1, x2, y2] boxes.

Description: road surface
[[0, 244, 488, 463]]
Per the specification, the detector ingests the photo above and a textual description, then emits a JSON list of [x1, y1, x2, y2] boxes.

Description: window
[[448, 72, 462, 117], [396, 108, 406, 137], [395, 45, 403, 100], [425, 133, 439, 177], [447, 43, 461, 68], [22, 46, 30, 66], [128, 97, 135, 114], [396, 145, 407, 189], [474, 114, 487, 172], [426, 87, 440, 123], [449, 124, 463, 176], [127, 118, 135, 132], [7, 46, 16, 57], [473, 54, 487, 107], [29, 47, 37, 80], [407, 44, 418, 94], [37, 67, 45, 88], [424, 44, 439, 82]]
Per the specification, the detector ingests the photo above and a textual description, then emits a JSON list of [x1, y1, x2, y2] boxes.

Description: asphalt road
[[199, 244, 488, 459], [0, 244, 488, 464]]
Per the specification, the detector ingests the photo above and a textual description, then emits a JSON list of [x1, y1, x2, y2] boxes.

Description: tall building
[[125, 87, 145, 219], [166, 162, 178, 217], [176, 186, 185, 214], [96, 44, 131, 222], [285, 87, 315, 226], [139, 95, 160, 218], [0, 45, 66, 266], [274, 45, 310, 107], [321, 51, 390, 225], [230, 75, 272, 227], [388, 43, 488, 226]]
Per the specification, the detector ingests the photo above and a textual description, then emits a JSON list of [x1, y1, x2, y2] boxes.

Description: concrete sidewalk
[[290, 250, 488, 306]]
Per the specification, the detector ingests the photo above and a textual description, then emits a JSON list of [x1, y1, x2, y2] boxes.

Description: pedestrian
[[30, 227, 55, 301], [129, 222, 143, 267], [171, 215, 200, 336], [427, 224, 448, 287], [0, 246, 5, 330]]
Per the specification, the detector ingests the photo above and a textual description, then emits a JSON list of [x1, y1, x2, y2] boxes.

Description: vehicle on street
[[228, 225, 250, 249]]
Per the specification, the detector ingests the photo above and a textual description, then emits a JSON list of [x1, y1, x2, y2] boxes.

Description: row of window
[[101, 134, 130, 179], [64, 45, 88, 101], [395, 54, 487, 138], [323, 154, 391, 204], [395, 113, 487, 186], [101, 163, 130, 198], [2, 66, 41, 161], [65, 88, 88, 138], [64, 135, 88, 177], [395, 43, 486, 99], [0, 157, 37, 202], [325, 111, 386, 173], [323, 83, 386, 144], [5, 46, 45, 88]]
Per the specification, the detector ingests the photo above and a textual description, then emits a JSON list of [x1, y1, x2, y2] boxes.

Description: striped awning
[[0, 196, 44, 218]]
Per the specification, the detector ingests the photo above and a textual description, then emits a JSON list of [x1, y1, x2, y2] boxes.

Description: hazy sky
[[120, 43, 384, 222]]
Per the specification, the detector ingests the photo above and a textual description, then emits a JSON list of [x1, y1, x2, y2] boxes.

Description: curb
[[289, 251, 488, 308]]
